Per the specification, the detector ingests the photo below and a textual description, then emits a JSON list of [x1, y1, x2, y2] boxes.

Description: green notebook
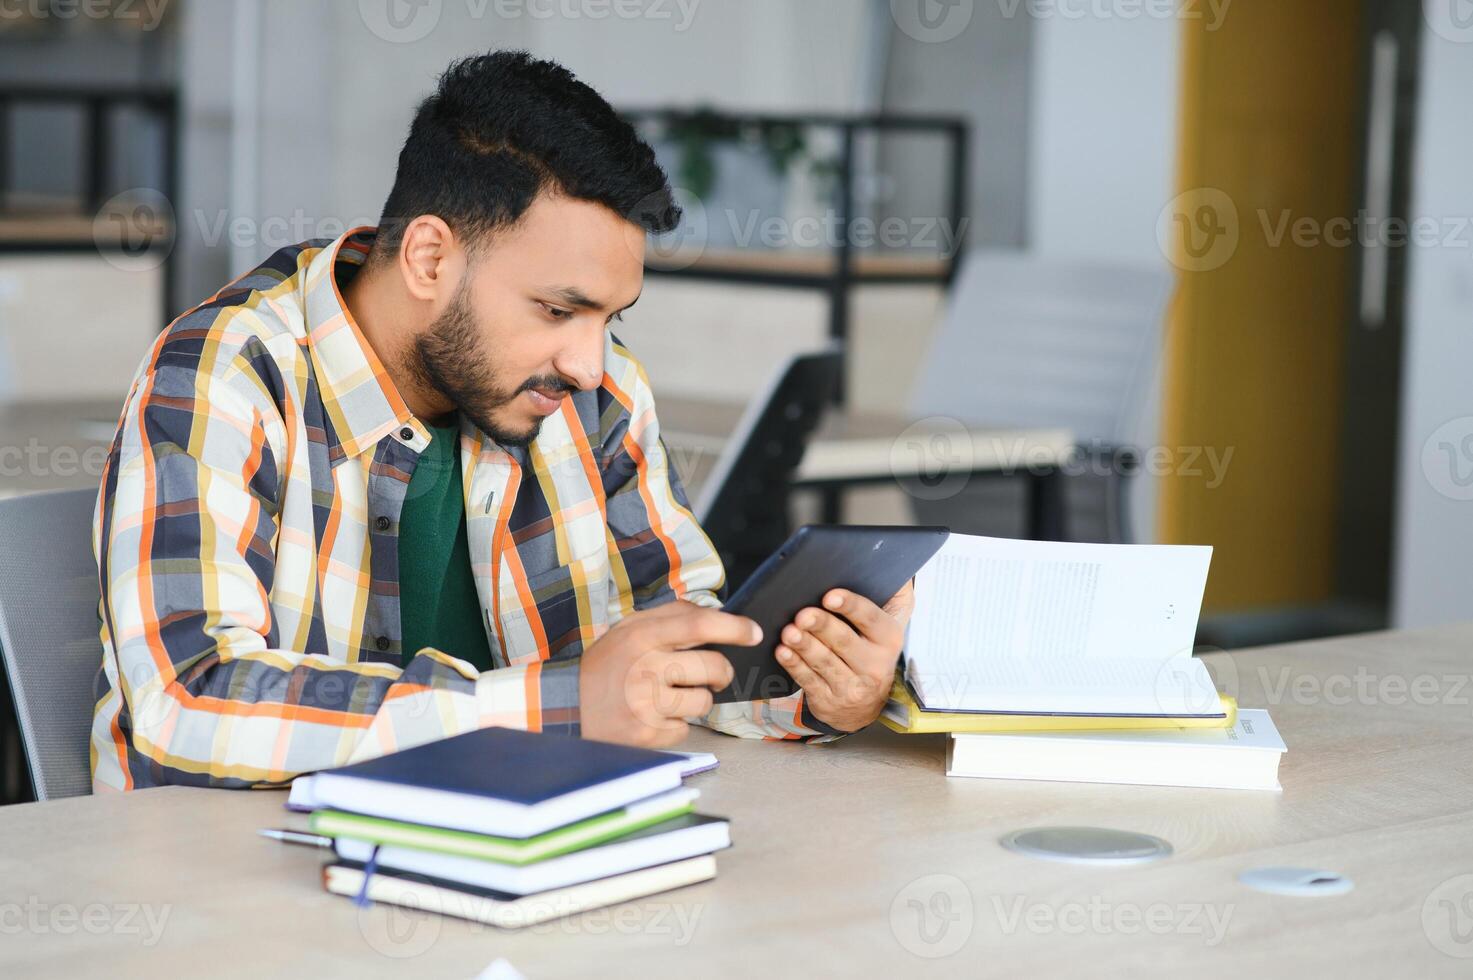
[[309, 786, 698, 866]]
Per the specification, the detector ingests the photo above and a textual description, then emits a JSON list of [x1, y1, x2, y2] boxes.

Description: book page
[[906, 534, 1215, 715]]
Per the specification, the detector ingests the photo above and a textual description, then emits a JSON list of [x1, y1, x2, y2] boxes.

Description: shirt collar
[[302, 226, 423, 461]]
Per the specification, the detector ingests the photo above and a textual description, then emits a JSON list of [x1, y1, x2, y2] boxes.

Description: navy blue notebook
[[308, 728, 689, 838]]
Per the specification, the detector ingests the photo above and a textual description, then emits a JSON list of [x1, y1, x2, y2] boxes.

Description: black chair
[[693, 347, 844, 593]]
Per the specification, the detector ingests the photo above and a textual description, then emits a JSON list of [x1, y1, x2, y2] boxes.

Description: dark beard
[[407, 286, 566, 449]]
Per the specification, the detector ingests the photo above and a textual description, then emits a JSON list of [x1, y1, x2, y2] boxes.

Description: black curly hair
[[370, 50, 679, 261]]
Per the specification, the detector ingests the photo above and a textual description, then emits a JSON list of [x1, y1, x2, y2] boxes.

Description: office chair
[[693, 346, 844, 593], [905, 252, 1174, 543], [0, 488, 102, 801]]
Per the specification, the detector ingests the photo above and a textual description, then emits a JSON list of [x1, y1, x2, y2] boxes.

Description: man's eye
[[541, 303, 574, 321]]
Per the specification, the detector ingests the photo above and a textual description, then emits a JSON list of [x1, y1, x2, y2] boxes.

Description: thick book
[[906, 533, 1224, 719], [334, 812, 731, 896], [307, 727, 687, 838], [309, 787, 698, 866], [323, 855, 717, 929], [881, 676, 1237, 733], [945, 708, 1286, 790]]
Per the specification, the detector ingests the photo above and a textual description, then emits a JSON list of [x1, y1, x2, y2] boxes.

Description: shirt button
[[375, 515, 390, 531], [399, 427, 414, 441], [375, 635, 390, 652]]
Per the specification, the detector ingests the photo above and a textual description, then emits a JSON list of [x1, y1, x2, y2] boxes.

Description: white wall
[[225, 0, 876, 275], [1027, 12, 1181, 261], [175, 0, 880, 380], [1391, 26, 1473, 628], [1025, 13, 1182, 542]]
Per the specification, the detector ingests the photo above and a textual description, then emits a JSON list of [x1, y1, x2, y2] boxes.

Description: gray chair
[[906, 252, 1176, 543], [0, 488, 102, 801], [692, 345, 844, 593]]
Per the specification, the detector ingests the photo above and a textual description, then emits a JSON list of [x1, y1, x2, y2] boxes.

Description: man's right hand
[[578, 600, 757, 748]]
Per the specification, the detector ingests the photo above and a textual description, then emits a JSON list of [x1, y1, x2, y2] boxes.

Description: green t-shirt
[[397, 416, 496, 672]]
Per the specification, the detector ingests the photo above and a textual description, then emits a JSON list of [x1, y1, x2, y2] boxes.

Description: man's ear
[[397, 215, 464, 304]]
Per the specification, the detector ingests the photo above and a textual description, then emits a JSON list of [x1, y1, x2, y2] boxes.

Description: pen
[[258, 828, 333, 849]]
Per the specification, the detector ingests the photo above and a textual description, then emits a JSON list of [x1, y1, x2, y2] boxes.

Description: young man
[[90, 51, 912, 791]]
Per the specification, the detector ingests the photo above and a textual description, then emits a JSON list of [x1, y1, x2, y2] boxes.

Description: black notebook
[[309, 727, 688, 838]]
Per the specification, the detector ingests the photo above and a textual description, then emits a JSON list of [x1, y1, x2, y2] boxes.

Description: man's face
[[406, 192, 646, 447]]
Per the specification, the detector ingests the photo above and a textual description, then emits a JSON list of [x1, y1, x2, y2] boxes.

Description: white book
[[946, 708, 1286, 790], [334, 813, 730, 896], [324, 854, 717, 929], [906, 534, 1220, 717]]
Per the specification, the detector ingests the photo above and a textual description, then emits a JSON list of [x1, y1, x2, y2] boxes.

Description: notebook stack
[[288, 728, 728, 929]]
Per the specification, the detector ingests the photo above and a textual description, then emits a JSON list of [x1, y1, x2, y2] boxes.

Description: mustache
[[515, 375, 578, 396]]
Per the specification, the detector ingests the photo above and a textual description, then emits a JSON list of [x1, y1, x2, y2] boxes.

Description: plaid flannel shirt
[[90, 228, 838, 791]]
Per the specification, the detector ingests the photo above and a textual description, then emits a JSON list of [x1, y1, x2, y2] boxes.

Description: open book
[[906, 534, 1222, 719]]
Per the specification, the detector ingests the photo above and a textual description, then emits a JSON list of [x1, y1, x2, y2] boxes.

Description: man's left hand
[[776, 581, 915, 733]]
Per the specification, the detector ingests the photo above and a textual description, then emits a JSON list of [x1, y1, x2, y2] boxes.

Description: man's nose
[[555, 323, 605, 391]]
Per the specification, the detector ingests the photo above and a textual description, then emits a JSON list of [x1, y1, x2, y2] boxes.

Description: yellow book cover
[[880, 676, 1237, 734]]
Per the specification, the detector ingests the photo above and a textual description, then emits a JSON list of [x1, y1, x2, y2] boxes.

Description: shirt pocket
[[497, 547, 611, 665]]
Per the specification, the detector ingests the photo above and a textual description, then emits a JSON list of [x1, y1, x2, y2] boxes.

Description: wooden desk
[[659, 395, 1075, 535], [4, 624, 1472, 977]]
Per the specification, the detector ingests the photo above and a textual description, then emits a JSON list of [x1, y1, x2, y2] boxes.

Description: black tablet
[[708, 524, 950, 704]]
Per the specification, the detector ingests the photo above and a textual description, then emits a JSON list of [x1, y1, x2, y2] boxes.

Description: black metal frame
[[0, 85, 180, 316], [622, 108, 981, 528], [700, 349, 846, 593], [620, 109, 970, 394]]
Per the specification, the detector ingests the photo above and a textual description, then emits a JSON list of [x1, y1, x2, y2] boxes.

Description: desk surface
[[4, 624, 1472, 978], [658, 395, 1075, 485]]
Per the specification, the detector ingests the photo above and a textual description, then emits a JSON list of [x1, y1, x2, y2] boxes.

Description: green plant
[[661, 109, 830, 201]]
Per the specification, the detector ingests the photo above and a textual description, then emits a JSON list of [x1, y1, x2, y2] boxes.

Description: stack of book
[[287, 728, 728, 929], [886, 533, 1287, 790]]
